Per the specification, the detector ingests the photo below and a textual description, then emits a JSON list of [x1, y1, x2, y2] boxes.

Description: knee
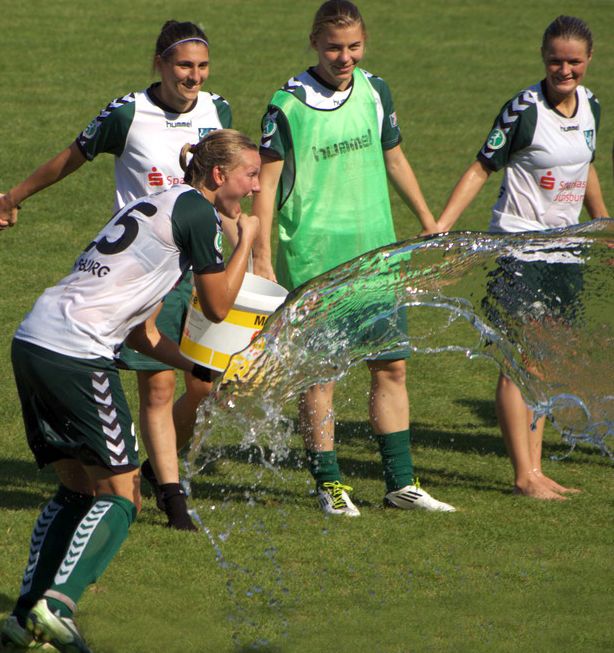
[[95, 468, 142, 513], [183, 369, 215, 403], [371, 360, 406, 386], [300, 383, 335, 410], [140, 371, 176, 408]]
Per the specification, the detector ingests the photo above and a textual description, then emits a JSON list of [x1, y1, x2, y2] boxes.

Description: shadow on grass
[[235, 647, 284, 653], [189, 444, 505, 498], [187, 476, 309, 506], [455, 398, 499, 427], [0, 459, 57, 510], [188, 409, 609, 505], [334, 415, 606, 464], [0, 593, 15, 614]]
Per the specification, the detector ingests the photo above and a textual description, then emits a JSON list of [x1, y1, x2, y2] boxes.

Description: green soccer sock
[[305, 450, 342, 487], [13, 486, 94, 625], [43, 494, 137, 616], [376, 430, 414, 492]]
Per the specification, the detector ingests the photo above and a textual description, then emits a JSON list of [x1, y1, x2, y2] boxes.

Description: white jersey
[[477, 82, 600, 233], [76, 85, 232, 209], [15, 185, 223, 359]]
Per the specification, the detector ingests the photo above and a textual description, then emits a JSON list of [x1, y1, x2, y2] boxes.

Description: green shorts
[[364, 307, 410, 361], [482, 256, 584, 333], [12, 338, 139, 473], [321, 299, 409, 361], [117, 275, 193, 371]]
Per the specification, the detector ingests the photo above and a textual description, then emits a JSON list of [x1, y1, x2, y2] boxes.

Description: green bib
[[271, 69, 396, 290]]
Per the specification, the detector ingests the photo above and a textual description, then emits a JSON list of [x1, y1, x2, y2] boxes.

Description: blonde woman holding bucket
[[1, 129, 260, 652], [0, 20, 235, 530]]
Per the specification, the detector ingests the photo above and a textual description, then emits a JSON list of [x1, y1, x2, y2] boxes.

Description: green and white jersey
[[259, 68, 400, 290], [76, 84, 232, 209], [16, 185, 224, 360], [478, 81, 600, 233]]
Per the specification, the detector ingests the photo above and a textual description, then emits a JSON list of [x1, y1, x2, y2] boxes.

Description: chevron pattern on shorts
[[53, 501, 113, 586], [481, 90, 536, 159], [19, 499, 62, 595], [92, 371, 127, 466]]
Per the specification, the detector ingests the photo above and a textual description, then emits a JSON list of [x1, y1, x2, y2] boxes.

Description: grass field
[[1, 1, 613, 652]]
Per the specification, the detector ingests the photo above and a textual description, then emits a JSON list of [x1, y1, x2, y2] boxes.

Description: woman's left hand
[[0, 193, 19, 230]]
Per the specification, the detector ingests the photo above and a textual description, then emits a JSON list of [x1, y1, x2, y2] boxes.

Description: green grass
[[1, 1, 613, 652]]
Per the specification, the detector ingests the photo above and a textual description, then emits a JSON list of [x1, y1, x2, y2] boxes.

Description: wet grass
[[1, 1, 613, 652]]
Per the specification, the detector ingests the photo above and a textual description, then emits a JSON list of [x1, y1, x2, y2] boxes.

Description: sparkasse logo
[[148, 167, 164, 187], [539, 171, 556, 190]]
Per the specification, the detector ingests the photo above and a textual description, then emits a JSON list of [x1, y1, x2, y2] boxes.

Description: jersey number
[[84, 201, 157, 255]]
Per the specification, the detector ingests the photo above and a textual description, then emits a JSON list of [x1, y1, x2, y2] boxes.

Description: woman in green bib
[[252, 0, 455, 515]]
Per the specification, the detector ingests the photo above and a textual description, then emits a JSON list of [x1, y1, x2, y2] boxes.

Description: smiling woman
[[310, 22, 365, 91], [251, 0, 455, 517], [541, 20, 592, 115], [0, 20, 234, 533], [436, 15, 609, 500], [153, 33, 210, 112], [1, 129, 260, 652]]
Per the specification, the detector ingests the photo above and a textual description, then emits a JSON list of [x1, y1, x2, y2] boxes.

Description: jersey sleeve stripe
[[480, 90, 536, 160], [94, 93, 136, 124]]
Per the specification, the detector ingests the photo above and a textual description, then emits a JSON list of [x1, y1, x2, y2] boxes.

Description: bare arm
[[0, 142, 86, 230], [383, 145, 437, 235], [194, 212, 261, 323], [126, 214, 260, 366], [125, 305, 194, 372], [437, 159, 492, 232], [124, 213, 259, 371], [583, 163, 609, 218], [251, 157, 283, 280]]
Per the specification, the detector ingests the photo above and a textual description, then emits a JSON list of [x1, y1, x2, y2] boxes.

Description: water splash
[[183, 220, 613, 647], [187, 219, 613, 473]]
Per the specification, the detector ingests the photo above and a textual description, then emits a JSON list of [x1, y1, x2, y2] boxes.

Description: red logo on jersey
[[539, 171, 556, 190], [148, 167, 164, 187]]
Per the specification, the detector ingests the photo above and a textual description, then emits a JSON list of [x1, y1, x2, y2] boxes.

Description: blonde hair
[[179, 129, 258, 187], [310, 0, 366, 42]]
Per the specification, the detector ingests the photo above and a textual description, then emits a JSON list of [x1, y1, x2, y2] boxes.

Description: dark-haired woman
[[0, 130, 260, 652], [0, 21, 233, 529], [437, 16, 609, 499]]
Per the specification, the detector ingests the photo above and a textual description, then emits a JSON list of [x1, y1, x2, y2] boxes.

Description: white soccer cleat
[[317, 481, 361, 517], [1, 614, 59, 651], [27, 600, 91, 653], [385, 481, 456, 512]]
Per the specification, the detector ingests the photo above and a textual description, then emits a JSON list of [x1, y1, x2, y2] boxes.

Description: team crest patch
[[263, 115, 277, 138], [214, 231, 224, 256], [583, 129, 595, 151], [199, 127, 216, 140], [83, 119, 99, 140], [486, 128, 506, 150]]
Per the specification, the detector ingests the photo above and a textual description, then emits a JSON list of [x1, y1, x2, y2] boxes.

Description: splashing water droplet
[[187, 221, 614, 478], [183, 221, 613, 648]]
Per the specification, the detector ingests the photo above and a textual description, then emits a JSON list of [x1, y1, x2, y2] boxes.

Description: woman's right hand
[[237, 212, 260, 246], [0, 193, 19, 230]]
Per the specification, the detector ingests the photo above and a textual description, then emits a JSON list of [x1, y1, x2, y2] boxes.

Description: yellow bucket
[[180, 272, 288, 372]]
